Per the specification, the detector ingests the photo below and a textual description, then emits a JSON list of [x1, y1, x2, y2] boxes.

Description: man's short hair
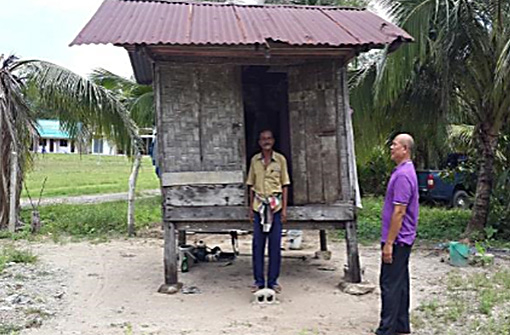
[[259, 129, 274, 139]]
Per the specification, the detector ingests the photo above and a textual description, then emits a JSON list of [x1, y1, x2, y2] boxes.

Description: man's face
[[390, 137, 407, 163], [259, 131, 275, 151]]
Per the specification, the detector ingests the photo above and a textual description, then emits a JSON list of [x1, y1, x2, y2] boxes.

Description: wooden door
[[288, 61, 344, 205]]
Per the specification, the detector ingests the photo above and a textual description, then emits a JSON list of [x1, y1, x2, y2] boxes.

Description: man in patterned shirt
[[246, 129, 290, 293]]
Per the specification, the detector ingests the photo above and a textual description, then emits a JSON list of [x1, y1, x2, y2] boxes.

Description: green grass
[[0, 246, 38, 273], [15, 196, 162, 240], [23, 154, 159, 198], [0, 323, 22, 335], [356, 197, 472, 243], [412, 269, 510, 334]]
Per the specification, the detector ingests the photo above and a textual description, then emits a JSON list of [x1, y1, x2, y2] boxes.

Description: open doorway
[[242, 66, 293, 204]]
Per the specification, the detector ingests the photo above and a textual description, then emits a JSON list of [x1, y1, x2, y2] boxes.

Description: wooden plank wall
[[288, 61, 346, 205], [155, 63, 246, 209], [156, 63, 245, 173]]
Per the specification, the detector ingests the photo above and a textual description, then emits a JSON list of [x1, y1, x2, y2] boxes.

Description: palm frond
[[90, 67, 155, 130], [89, 68, 137, 92], [373, 0, 436, 108], [20, 60, 141, 155], [130, 91, 155, 128]]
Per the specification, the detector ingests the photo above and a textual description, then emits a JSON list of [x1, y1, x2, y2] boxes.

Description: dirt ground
[[8, 231, 487, 335]]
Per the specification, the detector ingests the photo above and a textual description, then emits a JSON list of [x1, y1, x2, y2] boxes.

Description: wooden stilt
[[178, 230, 186, 246], [158, 221, 182, 294], [345, 220, 361, 283], [319, 230, 327, 251]]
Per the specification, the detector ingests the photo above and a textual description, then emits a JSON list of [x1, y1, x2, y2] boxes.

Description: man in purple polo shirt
[[376, 133, 419, 335]]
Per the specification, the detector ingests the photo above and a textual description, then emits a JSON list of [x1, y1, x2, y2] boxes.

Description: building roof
[[71, 0, 412, 84], [71, 0, 412, 49], [36, 120, 70, 140]]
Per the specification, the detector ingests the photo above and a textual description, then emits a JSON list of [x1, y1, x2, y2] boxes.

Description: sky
[[0, 0, 390, 80], [0, 0, 134, 78]]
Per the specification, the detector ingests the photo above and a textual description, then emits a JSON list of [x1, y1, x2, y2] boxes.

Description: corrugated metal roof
[[71, 0, 413, 48], [36, 120, 70, 139]]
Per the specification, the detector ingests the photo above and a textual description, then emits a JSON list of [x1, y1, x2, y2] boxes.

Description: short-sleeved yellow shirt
[[246, 151, 291, 212]]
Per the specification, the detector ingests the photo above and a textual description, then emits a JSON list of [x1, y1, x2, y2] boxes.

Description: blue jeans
[[252, 212, 282, 288]]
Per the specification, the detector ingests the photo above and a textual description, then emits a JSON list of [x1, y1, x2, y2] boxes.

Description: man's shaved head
[[394, 133, 415, 153], [390, 133, 414, 164]]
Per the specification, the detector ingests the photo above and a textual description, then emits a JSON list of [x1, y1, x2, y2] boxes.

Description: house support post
[[344, 220, 361, 283], [158, 221, 182, 294], [178, 230, 186, 246], [319, 230, 327, 251]]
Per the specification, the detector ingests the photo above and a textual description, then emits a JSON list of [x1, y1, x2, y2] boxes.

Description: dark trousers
[[376, 244, 412, 335], [252, 212, 282, 288]]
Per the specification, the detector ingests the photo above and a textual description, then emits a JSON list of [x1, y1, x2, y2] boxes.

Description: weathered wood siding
[[288, 61, 349, 205], [155, 60, 354, 222], [165, 185, 245, 207], [155, 63, 246, 208], [157, 63, 245, 172]]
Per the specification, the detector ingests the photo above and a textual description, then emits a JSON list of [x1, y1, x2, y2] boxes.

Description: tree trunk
[[466, 125, 498, 236], [0, 119, 9, 229], [8, 151, 18, 233], [31, 210, 41, 233], [127, 151, 142, 237]]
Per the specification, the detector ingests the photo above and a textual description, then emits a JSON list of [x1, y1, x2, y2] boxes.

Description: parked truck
[[417, 154, 473, 209]]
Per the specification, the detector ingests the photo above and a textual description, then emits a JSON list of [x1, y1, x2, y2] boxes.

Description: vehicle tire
[[452, 190, 470, 209]]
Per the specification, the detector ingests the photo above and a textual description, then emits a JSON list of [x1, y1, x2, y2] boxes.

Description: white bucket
[[287, 230, 303, 250]]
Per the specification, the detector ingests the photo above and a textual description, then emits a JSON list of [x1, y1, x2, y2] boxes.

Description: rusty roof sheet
[[71, 0, 413, 48]]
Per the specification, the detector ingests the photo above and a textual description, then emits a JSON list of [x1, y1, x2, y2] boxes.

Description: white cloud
[[67, 44, 133, 79], [25, 0, 104, 12], [368, 0, 394, 23], [4, 0, 135, 79]]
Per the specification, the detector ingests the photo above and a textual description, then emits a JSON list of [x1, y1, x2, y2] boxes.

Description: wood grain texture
[[165, 204, 354, 222], [161, 171, 244, 186], [165, 184, 245, 206]]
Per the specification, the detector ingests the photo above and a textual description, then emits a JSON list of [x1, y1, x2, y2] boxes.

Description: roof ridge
[[120, 0, 366, 11]]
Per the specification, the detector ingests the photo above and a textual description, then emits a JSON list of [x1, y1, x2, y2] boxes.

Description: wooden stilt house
[[72, 0, 413, 292]]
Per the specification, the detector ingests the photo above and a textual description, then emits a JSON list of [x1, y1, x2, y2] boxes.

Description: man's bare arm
[[248, 187, 254, 221], [281, 186, 288, 223], [382, 204, 406, 263]]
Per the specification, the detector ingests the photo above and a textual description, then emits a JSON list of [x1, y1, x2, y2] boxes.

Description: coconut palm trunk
[[467, 124, 500, 234], [0, 55, 140, 232], [8, 151, 18, 232]]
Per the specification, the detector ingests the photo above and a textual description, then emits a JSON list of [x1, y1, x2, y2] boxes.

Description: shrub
[[357, 145, 393, 196], [356, 197, 471, 243]]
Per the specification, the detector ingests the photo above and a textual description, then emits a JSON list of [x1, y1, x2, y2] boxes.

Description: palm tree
[[89, 68, 154, 129], [0, 54, 139, 231], [90, 68, 155, 236], [352, 0, 510, 235]]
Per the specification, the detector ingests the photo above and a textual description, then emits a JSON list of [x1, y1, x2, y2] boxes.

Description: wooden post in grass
[[8, 151, 18, 233], [127, 151, 142, 237], [24, 177, 47, 234]]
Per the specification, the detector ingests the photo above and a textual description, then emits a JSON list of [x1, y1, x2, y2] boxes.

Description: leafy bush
[[357, 197, 471, 243], [488, 169, 510, 240], [357, 145, 393, 196]]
